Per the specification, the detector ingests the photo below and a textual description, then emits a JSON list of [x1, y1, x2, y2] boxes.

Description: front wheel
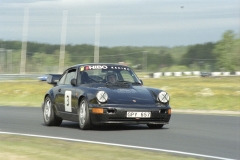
[[78, 98, 91, 130], [43, 96, 62, 126], [147, 124, 164, 129]]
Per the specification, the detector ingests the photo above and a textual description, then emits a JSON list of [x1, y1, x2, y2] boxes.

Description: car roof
[[70, 63, 129, 68]]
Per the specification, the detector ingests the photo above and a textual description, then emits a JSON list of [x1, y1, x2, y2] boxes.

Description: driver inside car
[[107, 74, 117, 83]]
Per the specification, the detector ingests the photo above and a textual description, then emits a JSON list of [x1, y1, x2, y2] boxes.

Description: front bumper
[[89, 105, 171, 125]]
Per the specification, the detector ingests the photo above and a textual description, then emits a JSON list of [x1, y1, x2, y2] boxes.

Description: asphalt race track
[[0, 106, 239, 160]]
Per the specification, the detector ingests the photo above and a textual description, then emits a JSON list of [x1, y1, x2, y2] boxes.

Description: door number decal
[[65, 91, 72, 112]]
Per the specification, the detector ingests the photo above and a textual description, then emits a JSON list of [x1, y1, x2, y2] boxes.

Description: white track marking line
[[0, 131, 236, 160]]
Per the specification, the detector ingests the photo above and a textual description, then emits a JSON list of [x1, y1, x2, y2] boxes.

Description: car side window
[[65, 69, 77, 85], [58, 73, 67, 85]]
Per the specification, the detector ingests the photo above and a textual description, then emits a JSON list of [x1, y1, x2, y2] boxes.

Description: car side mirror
[[140, 79, 143, 85], [70, 78, 77, 86]]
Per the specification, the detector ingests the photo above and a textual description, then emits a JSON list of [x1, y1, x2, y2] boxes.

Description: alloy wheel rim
[[80, 101, 86, 125], [44, 98, 51, 122]]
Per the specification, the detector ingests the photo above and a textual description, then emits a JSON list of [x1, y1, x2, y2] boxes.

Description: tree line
[[0, 30, 239, 73]]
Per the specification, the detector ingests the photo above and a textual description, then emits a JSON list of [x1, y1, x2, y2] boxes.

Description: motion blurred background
[[0, 0, 239, 75]]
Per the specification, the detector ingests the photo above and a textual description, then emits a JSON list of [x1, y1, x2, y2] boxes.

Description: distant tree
[[232, 39, 240, 70], [1, 40, 22, 50], [4, 35, 239, 73], [181, 42, 216, 70], [160, 65, 189, 72], [213, 30, 239, 71], [169, 46, 188, 65], [160, 53, 173, 66]]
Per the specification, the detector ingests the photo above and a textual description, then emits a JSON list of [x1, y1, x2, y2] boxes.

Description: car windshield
[[79, 65, 141, 84]]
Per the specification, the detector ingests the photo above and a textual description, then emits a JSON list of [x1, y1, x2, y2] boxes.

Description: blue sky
[[0, 0, 239, 47]]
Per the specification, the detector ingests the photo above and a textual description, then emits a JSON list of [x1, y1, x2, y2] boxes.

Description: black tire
[[147, 124, 164, 129], [78, 98, 91, 130], [43, 96, 62, 126]]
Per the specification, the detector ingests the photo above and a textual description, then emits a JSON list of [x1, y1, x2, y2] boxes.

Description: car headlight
[[158, 91, 170, 103], [96, 91, 108, 103]]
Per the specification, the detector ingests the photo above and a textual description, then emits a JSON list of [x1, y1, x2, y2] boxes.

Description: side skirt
[[56, 111, 79, 122]]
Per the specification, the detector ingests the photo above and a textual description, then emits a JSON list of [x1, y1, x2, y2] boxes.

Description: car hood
[[92, 84, 156, 105]]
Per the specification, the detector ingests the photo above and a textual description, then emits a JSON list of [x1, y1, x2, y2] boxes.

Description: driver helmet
[[106, 73, 117, 83]]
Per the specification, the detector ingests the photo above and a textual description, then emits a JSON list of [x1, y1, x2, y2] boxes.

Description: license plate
[[126, 112, 151, 118]]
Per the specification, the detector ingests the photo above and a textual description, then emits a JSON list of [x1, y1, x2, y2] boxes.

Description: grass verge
[[144, 76, 240, 111], [0, 134, 202, 160], [0, 77, 239, 110]]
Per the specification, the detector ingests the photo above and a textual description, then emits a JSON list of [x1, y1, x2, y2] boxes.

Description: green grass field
[[0, 76, 239, 110]]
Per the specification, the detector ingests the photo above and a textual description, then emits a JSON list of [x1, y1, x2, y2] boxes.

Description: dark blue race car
[[42, 63, 171, 130]]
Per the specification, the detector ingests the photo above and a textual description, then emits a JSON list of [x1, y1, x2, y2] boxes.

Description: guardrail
[[0, 74, 44, 80]]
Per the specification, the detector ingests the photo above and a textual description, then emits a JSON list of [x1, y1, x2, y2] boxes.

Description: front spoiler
[[89, 106, 171, 125]]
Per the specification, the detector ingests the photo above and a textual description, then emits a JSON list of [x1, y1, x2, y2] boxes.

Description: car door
[[55, 68, 77, 113], [54, 72, 67, 112]]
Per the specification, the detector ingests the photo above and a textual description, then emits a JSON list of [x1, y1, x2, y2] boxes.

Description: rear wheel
[[147, 124, 164, 129], [43, 96, 62, 126], [78, 98, 91, 130]]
